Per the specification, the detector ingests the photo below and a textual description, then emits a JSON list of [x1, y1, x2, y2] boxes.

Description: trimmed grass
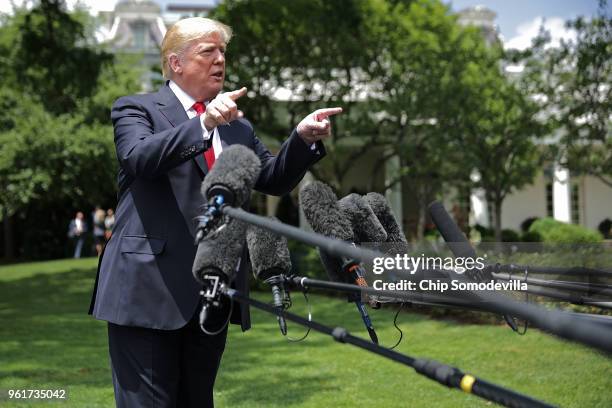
[[0, 258, 610, 407]]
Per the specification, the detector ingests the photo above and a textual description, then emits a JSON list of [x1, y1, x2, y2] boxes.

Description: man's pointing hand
[[203, 87, 248, 131], [296, 107, 343, 145]]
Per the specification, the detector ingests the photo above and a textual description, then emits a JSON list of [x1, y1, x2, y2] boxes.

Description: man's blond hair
[[161, 17, 232, 79]]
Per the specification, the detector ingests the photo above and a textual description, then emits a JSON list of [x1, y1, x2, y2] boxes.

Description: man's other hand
[[296, 107, 343, 145], [204, 87, 247, 130]]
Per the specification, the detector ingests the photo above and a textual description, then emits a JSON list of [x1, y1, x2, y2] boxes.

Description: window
[[131, 21, 149, 50], [571, 183, 580, 225], [545, 182, 553, 217]]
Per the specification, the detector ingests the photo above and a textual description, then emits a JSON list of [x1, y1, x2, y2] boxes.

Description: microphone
[[363, 192, 407, 243], [428, 201, 520, 331], [192, 217, 247, 331], [299, 181, 379, 343], [192, 218, 247, 285], [338, 193, 387, 244], [246, 220, 292, 335], [195, 145, 261, 242], [428, 201, 490, 282], [192, 144, 259, 332], [428, 201, 477, 259]]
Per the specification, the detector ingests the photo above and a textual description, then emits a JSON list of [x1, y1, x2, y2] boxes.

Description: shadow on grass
[[0, 268, 110, 393], [215, 291, 441, 406], [1, 264, 611, 407]]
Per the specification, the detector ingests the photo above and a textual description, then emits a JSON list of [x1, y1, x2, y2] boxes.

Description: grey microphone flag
[[246, 219, 292, 281], [201, 144, 261, 206]]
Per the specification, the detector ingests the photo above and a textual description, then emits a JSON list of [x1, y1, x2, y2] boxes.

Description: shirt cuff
[[200, 115, 214, 141]]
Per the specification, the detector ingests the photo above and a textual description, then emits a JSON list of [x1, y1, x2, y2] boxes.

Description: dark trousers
[[108, 310, 228, 408]]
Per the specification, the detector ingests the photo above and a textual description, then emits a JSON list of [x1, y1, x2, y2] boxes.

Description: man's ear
[[168, 54, 182, 75]]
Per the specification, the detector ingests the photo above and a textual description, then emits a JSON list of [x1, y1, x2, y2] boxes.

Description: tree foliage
[[0, 0, 142, 259], [0, 0, 113, 115], [215, 0, 547, 240], [517, 1, 611, 187]]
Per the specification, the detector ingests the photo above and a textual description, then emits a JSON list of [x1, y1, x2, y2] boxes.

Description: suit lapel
[[155, 84, 188, 126], [154, 84, 208, 176]]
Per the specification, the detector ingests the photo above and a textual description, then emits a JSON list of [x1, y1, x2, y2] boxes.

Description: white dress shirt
[[169, 80, 317, 154], [168, 81, 222, 159]]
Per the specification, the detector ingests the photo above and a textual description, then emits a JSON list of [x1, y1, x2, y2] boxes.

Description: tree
[[517, 1, 611, 187], [213, 0, 498, 240], [212, 0, 386, 191], [553, 4, 611, 186], [0, 0, 143, 259], [0, 0, 113, 115], [366, 0, 484, 240], [444, 44, 548, 242]]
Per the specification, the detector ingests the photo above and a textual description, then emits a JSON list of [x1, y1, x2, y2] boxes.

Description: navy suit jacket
[[89, 84, 325, 331]]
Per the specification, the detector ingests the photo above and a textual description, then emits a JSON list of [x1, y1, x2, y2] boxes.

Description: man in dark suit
[[88, 17, 341, 408]]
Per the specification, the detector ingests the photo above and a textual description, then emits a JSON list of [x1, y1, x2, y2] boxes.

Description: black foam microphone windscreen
[[246, 219, 292, 281], [300, 183, 381, 337], [299, 181, 354, 241], [428, 200, 493, 283], [246, 219, 291, 335], [428, 201, 477, 259], [201, 145, 261, 206], [338, 193, 387, 244], [192, 218, 247, 284], [363, 192, 407, 243], [299, 181, 354, 283]]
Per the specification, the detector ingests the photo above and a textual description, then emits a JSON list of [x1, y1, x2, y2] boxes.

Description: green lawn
[[0, 258, 610, 407]]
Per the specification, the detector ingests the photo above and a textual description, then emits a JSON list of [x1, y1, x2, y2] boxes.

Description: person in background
[[93, 207, 106, 256], [68, 211, 87, 258], [104, 209, 115, 242]]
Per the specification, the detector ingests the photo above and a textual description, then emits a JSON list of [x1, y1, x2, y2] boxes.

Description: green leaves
[[3, 0, 113, 115], [0, 106, 117, 216], [0, 1, 141, 258], [519, 1, 611, 186]]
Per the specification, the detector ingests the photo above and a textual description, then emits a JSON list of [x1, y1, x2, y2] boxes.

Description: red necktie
[[192, 101, 215, 169]]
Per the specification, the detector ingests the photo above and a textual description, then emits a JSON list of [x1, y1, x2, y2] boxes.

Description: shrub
[[473, 224, 494, 242], [521, 231, 542, 242], [598, 218, 611, 239], [288, 240, 326, 279], [529, 218, 603, 244], [520, 217, 539, 232], [501, 229, 521, 242]]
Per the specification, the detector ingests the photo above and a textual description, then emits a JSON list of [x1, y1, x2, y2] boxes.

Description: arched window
[[131, 21, 149, 50]]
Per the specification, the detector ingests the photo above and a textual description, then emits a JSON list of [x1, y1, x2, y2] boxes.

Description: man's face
[[173, 32, 226, 102]]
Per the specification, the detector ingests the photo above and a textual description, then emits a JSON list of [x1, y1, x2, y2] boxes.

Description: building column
[[553, 163, 571, 223], [469, 170, 489, 227], [385, 154, 403, 231]]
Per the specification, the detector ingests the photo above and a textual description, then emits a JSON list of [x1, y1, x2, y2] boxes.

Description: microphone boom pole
[[222, 286, 556, 408], [222, 206, 381, 264], [221, 206, 612, 353]]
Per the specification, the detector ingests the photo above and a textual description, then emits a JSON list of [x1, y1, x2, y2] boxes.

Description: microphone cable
[[286, 288, 312, 343], [504, 268, 529, 336], [222, 286, 556, 408], [388, 302, 406, 350]]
